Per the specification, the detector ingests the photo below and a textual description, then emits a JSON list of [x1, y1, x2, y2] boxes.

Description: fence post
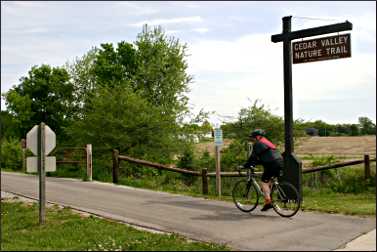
[[86, 144, 92, 181], [201, 168, 208, 195], [112, 149, 119, 184], [364, 154, 371, 180]]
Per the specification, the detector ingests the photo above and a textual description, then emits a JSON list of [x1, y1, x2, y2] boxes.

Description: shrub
[[177, 147, 197, 186], [1, 138, 23, 170]]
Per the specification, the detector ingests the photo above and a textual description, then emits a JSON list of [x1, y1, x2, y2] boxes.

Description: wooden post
[[201, 168, 208, 195], [215, 145, 221, 197], [86, 144, 92, 181], [364, 154, 371, 180], [112, 149, 119, 184]]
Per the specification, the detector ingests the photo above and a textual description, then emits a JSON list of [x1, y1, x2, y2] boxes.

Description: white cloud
[[187, 31, 376, 123], [192, 28, 209, 34], [1, 2, 375, 123], [129, 16, 203, 27]]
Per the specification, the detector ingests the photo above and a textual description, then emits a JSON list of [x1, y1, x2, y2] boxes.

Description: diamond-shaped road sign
[[26, 124, 56, 156]]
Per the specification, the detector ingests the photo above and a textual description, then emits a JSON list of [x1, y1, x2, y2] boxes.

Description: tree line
[[1, 24, 375, 169]]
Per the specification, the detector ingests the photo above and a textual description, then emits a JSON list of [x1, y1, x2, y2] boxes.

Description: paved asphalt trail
[[2, 172, 375, 251]]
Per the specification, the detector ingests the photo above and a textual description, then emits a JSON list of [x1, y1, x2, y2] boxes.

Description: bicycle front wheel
[[232, 180, 259, 212], [271, 182, 301, 217]]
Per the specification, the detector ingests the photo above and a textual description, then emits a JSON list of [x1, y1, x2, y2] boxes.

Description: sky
[[1, 1, 376, 126]]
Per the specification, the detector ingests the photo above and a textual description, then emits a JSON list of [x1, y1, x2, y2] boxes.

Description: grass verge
[[301, 188, 376, 216], [1, 201, 229, 251]]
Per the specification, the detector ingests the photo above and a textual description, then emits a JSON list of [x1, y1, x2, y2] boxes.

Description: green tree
[[134, 25, 191, 117], [223, 100, 284, 144], [350, 124, 360, 136], [65, 47, 99, 115], [64, 25, 193, 164], [359, 117, 376, 135], [0, 138, 23, 170], [66, 85, 180, 162], [93, 42, 137, 88], [3, 65, 74, 139], [0, 111, 21, 140]]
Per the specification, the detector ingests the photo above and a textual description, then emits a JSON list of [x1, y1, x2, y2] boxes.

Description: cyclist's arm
[[243, 147, 259, 168]]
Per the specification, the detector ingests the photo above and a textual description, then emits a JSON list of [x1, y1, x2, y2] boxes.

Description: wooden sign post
[[271, 16, 352, 199], [214, 128, 223, 197]]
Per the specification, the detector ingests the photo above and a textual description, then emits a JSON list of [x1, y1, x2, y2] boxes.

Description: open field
[[295, 136, 376, 158], [195, 135, 376, 158]]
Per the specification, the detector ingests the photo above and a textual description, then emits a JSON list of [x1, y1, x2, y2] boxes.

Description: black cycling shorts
[[261, 159, 283, 183]]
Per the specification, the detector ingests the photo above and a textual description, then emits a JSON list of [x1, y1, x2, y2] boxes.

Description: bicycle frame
[[235, 167, 301, 217], [246, 169, 264, 197], [245, 168, 279, 199]]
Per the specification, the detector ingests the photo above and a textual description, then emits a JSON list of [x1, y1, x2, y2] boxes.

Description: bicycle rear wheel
[[232, 180, 259, 212], [271, 182, 301, 217]]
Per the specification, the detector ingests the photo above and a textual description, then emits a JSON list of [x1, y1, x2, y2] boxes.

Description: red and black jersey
[[243, 136, 283, 167]]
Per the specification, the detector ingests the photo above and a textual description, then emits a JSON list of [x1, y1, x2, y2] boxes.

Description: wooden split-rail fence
[[112, 149, 376, 195]]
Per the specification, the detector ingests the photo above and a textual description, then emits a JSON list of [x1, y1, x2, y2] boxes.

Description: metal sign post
[[26, 122, 56, 225], [271, 16, 352, 200], [39, 123, 46, 225]]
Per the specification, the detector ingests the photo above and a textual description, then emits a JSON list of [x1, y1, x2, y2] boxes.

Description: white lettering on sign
[[320, 35, 348, 47], [292, 34, 351, 64]]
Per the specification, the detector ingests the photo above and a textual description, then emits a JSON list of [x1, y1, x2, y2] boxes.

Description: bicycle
[[232, 166, 301, 217]]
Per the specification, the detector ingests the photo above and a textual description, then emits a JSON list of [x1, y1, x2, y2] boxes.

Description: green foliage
[[63, 25, 193, 166], [303, 156, 376, 195], [0, 111, 21, 140], [135, 25, 191, 116], [220, 140, 249, 171], [65, 85, 180, 163], [222, 100, 284, 144], [197, 151, 215, 170], [0, 138, 22, 170], [310, 155, 338, 167], [93, 42, 137, 87], [3, 65, 74, 140], [327, 167, 376, 194], [177, 147, 197, 185], [359, 117, 376, 135], [64, 47, 99, 114]]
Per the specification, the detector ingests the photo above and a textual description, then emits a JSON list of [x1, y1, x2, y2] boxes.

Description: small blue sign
[[214, 128, 223, 146]]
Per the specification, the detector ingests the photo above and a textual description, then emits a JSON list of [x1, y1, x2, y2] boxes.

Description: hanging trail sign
[[293, 33, 351, 64]]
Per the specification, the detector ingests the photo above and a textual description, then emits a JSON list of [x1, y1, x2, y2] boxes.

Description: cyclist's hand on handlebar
[[237, 165, 244, 170], [239, 165, 255, 169]]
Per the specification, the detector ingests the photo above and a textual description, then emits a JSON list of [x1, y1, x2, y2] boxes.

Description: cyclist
[[243, 129, 284, 211]]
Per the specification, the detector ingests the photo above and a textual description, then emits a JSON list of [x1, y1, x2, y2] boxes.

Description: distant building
[[305, 128, 319, 136]]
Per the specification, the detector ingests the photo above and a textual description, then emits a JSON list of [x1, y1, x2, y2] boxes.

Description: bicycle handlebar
[[236, 165, 255, 176]]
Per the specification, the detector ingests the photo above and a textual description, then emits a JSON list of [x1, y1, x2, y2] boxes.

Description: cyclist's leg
[[261, 161, 282, 204], [261, 167, 273, 204]]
